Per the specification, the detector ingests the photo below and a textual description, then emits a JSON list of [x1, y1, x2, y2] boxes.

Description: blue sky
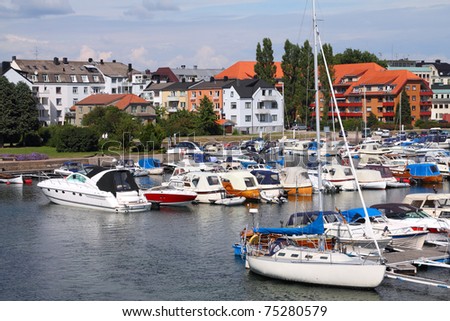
[[1, 0, 449, 72]]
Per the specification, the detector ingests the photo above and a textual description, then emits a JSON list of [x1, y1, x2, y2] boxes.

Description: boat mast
[[313, 0, 323, 212]]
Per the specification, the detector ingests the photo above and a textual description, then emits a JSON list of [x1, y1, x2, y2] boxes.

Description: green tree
[[367, 112, 379, 128], [318, 43, 334, 128], [56, 125, 99, 152], [394, 89, 412, 126], [14, 82, 40, 146], [334, 48, 386, 67], [254, 38, 277, 85], [139, 123, 165, 151], [162, 109, 197, 137], [196, 96, 221, 135], [0, 76, 19, 146]]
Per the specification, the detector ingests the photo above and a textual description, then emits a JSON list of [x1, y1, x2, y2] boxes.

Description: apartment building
[[3, 56, 150, 125]]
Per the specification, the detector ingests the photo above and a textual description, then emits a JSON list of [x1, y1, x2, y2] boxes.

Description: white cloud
[[0, 0, 73, 18], [78, 45, 112, 62]]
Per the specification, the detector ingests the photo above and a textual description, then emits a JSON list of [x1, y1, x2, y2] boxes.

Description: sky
[[1, 0, 449, 72]]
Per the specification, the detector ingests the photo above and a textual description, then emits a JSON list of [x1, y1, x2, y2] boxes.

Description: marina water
[[0, 175, 449, 301]]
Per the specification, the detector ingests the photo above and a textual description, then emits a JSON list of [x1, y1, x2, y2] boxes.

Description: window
[[84, 87, 88, 94], [230, 91, 234, 97], [56, 87, 62, 94], [131, 106, 137, 113], [141, 106, 147, 113], [56, 110, 62, 117], [72, 87, 78, 94], [412, 96, 416, 101], [73, 98, 78, 105], [81, 75, 88, 83], [245, 115, 251, 122], [245, 102, 251, 109], [79, 106, 83, 113], [231, 103, 237, 109], [272, 115, 278, 122], [55, 75, 61, 82], [56, 98, 62, 106], [43, 74, 49, 82], [70, 75, 77, 82], [231, 115, 237, 122], [93, 76, 99, 82], [271, 102, 278, 109]]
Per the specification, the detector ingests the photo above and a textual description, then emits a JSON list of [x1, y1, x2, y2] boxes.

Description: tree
[[139, 123, 165, 151], [56, 125, 98, 152], [14, 81, 40, 146], [318, 43, 334, 128], [0, 76, 19, 146], [254, 38, 277, 85], [196, 96, 221, 135], [162, 109, 197, 137], [334, 48, 387, 67], [394, 89, 412, 126]]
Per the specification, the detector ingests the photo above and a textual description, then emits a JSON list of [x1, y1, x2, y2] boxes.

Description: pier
[[382, 244, 450, 289]]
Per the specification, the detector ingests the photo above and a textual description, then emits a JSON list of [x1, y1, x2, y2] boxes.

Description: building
[[140, 82, 174, 109], [70, 93, 155, 126], [214, 61, 284, 80], [325, 63, 433, 125], [161, 81, 201, 114], [431, 83, 450, 121], [3, 56, 150, 125], [222, 79, 284, 134]]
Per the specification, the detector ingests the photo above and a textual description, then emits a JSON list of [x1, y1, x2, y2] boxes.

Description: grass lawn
[[0, 146, 98, 159]]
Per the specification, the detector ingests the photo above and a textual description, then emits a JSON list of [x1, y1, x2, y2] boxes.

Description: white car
[[381, 130, 390, 138]]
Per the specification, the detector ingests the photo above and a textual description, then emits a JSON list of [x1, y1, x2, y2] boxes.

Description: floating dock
[[383, 244, 450, 289]]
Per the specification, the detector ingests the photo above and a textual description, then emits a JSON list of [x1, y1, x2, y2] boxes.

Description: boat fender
[[248, 234, 260, 245]]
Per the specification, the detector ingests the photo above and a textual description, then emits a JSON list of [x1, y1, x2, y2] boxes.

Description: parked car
[[361, 128, 372, 138], [381, 129, 390, 138], [407, 131, 417, 139], [291, 124, 307, 131], [339, 130, 348, 137]]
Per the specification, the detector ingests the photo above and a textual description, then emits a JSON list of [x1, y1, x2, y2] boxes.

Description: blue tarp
[[138, 158, 162, 169], [341, 207, 382, 223], [406, 163, 440, 176], [250, 169, 280, 184], [254, 212, 325, 235]]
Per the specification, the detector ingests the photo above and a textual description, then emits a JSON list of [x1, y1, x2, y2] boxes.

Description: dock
[[382, 244, 450, 289]]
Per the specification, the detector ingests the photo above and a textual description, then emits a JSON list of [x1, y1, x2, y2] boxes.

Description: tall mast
[[313, 0, 323, 211]]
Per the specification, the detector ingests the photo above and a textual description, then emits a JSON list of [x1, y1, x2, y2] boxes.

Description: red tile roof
[[74, 94, 149, 110], [215, 61, 284, 80]]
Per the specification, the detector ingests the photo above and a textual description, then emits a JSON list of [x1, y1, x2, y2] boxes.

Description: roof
[[165, 80, 203, 91], [417, 60, 450, 77], [74, 93, 149, 110], [225, 79, 275, 98], [215, 61, 284, 80], [11, 58, 140, 82], [151, 67, 179, 82]]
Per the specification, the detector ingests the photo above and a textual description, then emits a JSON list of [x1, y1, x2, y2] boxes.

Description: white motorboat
[[0, 173, 25, 184], [37, 166, 151, 213]]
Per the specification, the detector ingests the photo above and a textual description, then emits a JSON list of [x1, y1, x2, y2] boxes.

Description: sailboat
[[245, 0, 386, 288]]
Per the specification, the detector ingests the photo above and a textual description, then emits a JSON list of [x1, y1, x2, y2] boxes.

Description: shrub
[[56, 126, 99, 152]]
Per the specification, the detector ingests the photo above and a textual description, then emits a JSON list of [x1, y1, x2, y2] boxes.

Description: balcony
[[382, 101, 394, 107], [383, 112, 395, 117], [420, 89, 433, 96]]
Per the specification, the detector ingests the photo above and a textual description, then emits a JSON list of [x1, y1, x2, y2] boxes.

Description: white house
[[222, 79, 284, 134], [3, 56, 150, 125]]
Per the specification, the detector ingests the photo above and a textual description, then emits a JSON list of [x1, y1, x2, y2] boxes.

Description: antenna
[[34, 46, 39, 60]]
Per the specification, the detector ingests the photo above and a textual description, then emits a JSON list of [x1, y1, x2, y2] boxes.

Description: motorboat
[[341, 207, 428, 251], [218, 170, 260, 201], [355, 169, 387, 190], [54, 161, 89, 176], [286, 211, 392, 257], [142, 180, 197, 206], [115, 159, 149, 177], [249, 169, 286, 203], [362, 164, 409, 188], [37, 166, 151, 213], [172, 171, 240, 205], [402, 192, 450, 219], [370, 203, 450, 245], [405, 163, 443, 184], [279, 166, 313, 196], [0, 173, 27, 184]]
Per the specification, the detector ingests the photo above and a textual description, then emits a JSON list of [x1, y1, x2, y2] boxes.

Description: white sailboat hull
[[246, 247, 386, 288]]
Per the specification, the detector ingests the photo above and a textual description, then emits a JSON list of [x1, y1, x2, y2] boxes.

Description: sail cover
[[254, 212, 325, 235]]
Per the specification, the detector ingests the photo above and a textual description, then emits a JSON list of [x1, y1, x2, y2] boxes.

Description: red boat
[[142, 182, 197, 207]]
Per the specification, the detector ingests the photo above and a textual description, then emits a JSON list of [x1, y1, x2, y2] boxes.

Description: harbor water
[[0, 174, 449, 301]]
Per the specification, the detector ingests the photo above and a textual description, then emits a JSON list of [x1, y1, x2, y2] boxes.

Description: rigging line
[[296, 0, 310, 45], [316, 30, 384, 260]]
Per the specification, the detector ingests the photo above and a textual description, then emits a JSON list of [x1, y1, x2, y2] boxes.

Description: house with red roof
[[70, 93, 155, 126]]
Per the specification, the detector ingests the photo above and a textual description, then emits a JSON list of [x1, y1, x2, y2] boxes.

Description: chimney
[[100, 59, 104, 64], [112, 59, 116, 63], [436, 59, 441, 64], [210, 76, 215, 82], [53, 57, 60, 65], [224, 76, 229, 81], [128, 63, 132, 72], [181, 65, 186, 69], [12, 56, 16, 61], [193, 65, 198, 69], [63, 57, 68, 64], [88, 58, 93, 63]]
